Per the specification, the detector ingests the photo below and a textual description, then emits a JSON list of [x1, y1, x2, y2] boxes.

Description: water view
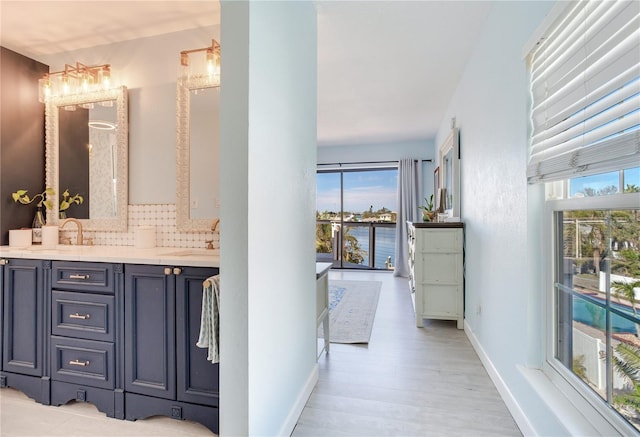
[[348, 226, 396, 269]]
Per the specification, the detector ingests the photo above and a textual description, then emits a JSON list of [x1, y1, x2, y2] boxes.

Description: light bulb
[[39, 77, 51, 102], [62, 74, 70, 94], [101, 66, 111, 89], [206, 49, 214, 76]]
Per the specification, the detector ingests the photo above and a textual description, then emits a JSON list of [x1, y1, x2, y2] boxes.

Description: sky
[[316, 169, 398, 213], [569, 167, 640, 197]]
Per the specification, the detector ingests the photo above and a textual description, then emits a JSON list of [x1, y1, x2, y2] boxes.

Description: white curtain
[[394, 158, 421, 277]]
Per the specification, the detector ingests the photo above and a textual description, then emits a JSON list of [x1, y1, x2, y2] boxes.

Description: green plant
[[11, 187, 83, 213], [342, 227, 366, 265], [612, 342, 640, 414], [573, 355, 587, 380], [11, 188, 55, 210], [612, 280, 640, 336], [418, 195, 436, 222], [418, 195, 434, 213], [59, 189, 83, 212]]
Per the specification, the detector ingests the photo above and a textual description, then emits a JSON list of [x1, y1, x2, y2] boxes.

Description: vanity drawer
[[50, 336, 114, 390], [52, 291, 115, 342], [52, 262, 115, 294]]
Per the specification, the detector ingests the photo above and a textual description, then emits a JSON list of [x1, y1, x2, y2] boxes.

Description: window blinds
[[527, 0, 640, 183]]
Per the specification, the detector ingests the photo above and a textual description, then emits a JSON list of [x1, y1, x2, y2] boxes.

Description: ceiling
[[0, 0, 492, 147]]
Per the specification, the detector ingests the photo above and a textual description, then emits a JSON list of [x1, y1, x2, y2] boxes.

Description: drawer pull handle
[[69, 313, 90, 320], [69, 360, 90, 367], [69, 274, 90, 280]]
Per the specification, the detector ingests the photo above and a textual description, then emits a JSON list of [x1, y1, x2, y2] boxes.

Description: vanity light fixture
[[39, 62, 113, 103], [179, 39, 220, 86]]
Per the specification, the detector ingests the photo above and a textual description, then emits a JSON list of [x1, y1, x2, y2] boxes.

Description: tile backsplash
[[59, 204, 219, 249]]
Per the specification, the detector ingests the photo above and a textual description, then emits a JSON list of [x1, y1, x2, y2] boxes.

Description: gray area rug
[[320, 280, 382, 344]]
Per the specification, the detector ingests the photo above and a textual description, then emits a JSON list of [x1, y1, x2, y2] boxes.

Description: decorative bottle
[[32, 207, 45, 243]]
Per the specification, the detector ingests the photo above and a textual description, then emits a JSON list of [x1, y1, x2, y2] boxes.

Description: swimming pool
[[573, 296, 639, 333]]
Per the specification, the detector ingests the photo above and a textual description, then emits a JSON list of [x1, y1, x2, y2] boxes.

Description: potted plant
[[11, 188, 84, 233], [418, 195, 436, 222], [11, 187, 56, 242], [11, 187, 56, 211]]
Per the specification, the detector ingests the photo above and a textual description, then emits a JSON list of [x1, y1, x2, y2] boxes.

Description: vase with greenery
[[418, 195, 436, 222], [11, 188, 55, 243], [11, 188, 84, 241], [11, 187, 56, 210]]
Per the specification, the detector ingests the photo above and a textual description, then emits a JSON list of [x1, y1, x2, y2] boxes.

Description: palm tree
[[613, 280, 640, 336], [613, 342, 640, 416], [624, 184, 640, 193]]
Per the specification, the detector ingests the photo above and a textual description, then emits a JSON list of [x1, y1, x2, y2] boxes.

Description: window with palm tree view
[[554, 168, 640, 430], [316, 168, 397, 270]]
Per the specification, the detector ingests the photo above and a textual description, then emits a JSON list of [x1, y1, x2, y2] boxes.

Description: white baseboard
[[464, 321, 535, 436], [278, 363, 319, 436]]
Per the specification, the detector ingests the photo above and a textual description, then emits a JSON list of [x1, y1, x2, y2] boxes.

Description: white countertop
[[316, 262, 332, 279], [0, 245, 220, 268]]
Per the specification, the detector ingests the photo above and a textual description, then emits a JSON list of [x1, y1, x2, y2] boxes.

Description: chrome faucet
[[60, 218, 83, 246]]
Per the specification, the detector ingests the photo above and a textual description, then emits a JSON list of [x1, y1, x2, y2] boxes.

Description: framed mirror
[[438, 127, 460, 218], [45, 86, 128, 231], [176, 76, 220, 232]]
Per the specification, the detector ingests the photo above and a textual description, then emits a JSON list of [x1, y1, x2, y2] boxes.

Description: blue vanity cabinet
[[124, 264, 219, 434], [49, 261, 124, 419], [0, 259, 3, 372], [124, 264, 177, 399], [0, 258, 50, 404], [175, 267, 220, 406]]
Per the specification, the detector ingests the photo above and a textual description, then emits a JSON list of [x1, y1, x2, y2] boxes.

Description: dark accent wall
[[59, 108, 90, 219], [0, 47, 48, 245]]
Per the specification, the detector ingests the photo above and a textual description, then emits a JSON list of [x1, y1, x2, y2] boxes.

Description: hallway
[[293, 270, 520, 436]]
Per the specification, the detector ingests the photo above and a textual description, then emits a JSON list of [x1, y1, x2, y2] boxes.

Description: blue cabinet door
[[124, 264, 176, 399], [0, 259, 3, 370], [2, 259, 45, 376], [175, 267, 219, 407]]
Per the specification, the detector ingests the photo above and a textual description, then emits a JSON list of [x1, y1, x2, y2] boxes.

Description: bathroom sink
[[28, 244, 82, 252], [162, 249, 218, 257]]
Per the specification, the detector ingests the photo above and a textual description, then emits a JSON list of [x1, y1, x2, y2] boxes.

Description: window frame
[[543, 190, 640, 435], [316, 165, 399, 270]]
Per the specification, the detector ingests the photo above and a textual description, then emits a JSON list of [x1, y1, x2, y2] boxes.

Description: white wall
[[318, 139, 436, 204], [220, 2, 317, 435], [37, 26, 219, 205], [434, 1, 567, 435]]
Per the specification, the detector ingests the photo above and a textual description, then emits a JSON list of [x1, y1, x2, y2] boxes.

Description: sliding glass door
[[316, 167, 398, 270]]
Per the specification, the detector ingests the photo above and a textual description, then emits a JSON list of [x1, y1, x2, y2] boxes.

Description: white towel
[[196, 274, 220, 364]]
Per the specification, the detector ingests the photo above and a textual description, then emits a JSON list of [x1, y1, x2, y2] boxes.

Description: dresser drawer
[[51, 291, 115, 342], [50, 336, 114, 389], [52, 262, 115, 294], [415, 228, 462, 253], [417, 253, 463, 284]]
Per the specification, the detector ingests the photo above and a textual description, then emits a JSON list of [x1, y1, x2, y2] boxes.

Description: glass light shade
[[38, 77, 51, 103], [179, 39, 220, 87], [39, 64, 116, 102], [99, 67, 111, 89]]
